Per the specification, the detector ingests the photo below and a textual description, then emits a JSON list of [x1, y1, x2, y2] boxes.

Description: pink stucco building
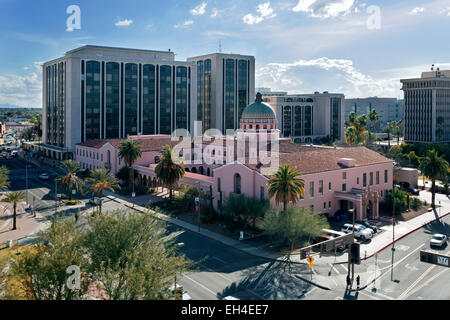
[[75, 94, 394, 221]]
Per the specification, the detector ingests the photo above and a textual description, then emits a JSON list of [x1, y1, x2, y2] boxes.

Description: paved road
[[304, 213, 450, 300]]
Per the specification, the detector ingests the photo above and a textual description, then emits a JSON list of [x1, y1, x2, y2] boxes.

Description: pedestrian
[[346, 274, 351, 287], [356, 275, 360, 290]]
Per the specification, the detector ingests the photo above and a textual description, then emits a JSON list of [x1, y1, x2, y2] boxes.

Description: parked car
[[340, 223, 373, 240], [430, 234, 448, 247], [355, 220, 378, 233], [404, 187, 420, 195], [38, 173, 49, 180]]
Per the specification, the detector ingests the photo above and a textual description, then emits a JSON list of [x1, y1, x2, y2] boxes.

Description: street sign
[[306, 256, 314, 264], [420, 250, 450, 268], [308, 263, 314, 268]]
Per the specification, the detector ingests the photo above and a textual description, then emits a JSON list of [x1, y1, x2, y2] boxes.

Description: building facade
[[42, 45, 197, 160], [344, 98, 404, 131], [187, 53, 255, 133], [401, 69, 450, 143], [261, 91, 345, 143]]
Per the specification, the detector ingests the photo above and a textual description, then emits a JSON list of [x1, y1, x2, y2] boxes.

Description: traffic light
[[350, 243, 360, 265], [300, 249, 307, 260]]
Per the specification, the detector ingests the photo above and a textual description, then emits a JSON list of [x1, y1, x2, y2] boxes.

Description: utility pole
[[25, 163, 30, 206], [391, 190, 396, 281], [347, 208, 355, 282]]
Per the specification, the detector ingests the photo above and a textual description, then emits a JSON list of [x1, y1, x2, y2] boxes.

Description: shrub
[[66, 200, 78, 206], [411, 197, 421, 211], [382, 189, 408, 215], [224, 194, 270, 229], [200, 204, 216, 224]]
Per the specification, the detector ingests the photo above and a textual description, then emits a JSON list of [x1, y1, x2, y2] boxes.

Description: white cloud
[[115, 19, 133, 27], [256, 57, 403, 98], [409, 7, 425, 15], [0, 71, 42, 107], [174, 20, 194, 29], [190, 2, 208, 16], [243, 2, 276, 25], [292, 0, 356, 18], [210, 8, 219, 18]]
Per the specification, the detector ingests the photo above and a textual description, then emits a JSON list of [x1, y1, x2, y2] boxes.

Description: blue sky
[[1, 0, 450, 107]]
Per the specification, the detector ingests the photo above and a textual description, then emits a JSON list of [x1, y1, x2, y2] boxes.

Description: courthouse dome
[[241, 93, 276, 121]]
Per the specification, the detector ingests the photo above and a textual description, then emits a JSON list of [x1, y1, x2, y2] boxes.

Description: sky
[[1, 0, 450, 108]]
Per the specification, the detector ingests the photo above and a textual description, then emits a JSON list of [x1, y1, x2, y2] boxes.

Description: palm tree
[[419, 149, 449, 209], [384, 121, 396, 148], [348, 111, 357, 127], [394, 120, 403, 145], [118, 140, 142, 188], [0, 165, 10, 188], [155, 145, 185, 200], [3, 191, 26, 230], [266, 164, 305, 212], [345, 126, 358, 146], [86, 169, 120, 214], [60, 160, 83, 200], [368, 109, 378, 134]]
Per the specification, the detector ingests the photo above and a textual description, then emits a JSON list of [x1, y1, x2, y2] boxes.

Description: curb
[[363, 210, 450, 261]]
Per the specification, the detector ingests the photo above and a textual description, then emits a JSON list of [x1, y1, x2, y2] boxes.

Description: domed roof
[[241, 93, 276, 120]]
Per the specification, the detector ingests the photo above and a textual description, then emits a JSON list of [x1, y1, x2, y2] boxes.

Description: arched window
[[234, 173, 241, 194], [207, 168, 210, 176], [192, 167, 197, 173], [199, 166, 204, 175]]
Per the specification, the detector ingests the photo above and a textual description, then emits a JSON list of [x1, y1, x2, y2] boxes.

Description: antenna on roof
[[219, 40, 222, 53]]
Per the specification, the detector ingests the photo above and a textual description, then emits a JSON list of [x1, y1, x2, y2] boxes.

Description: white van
[[340, 224, 373, 240]]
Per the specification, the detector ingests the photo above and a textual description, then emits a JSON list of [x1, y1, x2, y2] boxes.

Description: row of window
[[306, 170, 388, 198]]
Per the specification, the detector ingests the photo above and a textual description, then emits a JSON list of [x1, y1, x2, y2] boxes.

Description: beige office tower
[[187, 53, 255, 134]]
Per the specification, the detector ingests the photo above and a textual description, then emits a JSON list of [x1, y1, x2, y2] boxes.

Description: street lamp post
[[348, 208, 355, 281], [25, 163, 31, 206], [391, 189, 396, 281], [173, 242, 185, 300]]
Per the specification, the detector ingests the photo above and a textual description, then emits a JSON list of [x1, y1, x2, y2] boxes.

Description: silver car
[[430, 234, 448, 247]]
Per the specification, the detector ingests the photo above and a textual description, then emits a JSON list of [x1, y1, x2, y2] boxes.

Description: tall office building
[[42, 45, 196, 160], [401, 69, 450, 143], [261, 91, 345, 143], [187, 53, 255, 133], [344, 98, 404, 131]]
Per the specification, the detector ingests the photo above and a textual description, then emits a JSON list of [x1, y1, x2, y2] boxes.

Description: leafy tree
[[155, 145, 185, 200], [383, 188, 408, 215], [60, 160, 83, 200], [224, 194, 269, 228], [86, 169, 120, 214], [257, 207, 330, 255], [116, 166, 138, 186], [118, 140, 142, 187], [267, 164, 304, 212], [345, 113, 369, 146], [419, 149, 449, 208], [83, 210, 192, 300], [3, 191, 26, 230], [10, 218, 89, 300], [407, 151, 420, 168]]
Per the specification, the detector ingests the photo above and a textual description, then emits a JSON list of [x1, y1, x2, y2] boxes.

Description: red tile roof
[[245, 146, 393, 176], [76, 140, 113, 149]]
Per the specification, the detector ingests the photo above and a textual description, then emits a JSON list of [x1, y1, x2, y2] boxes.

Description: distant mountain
[[0, 104, 41, 109]]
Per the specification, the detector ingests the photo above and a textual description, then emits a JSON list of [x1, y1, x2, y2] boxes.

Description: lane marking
[[212, 256, 227, 264], [398, 249, 450, 300], [340, 264, 348, 273], [329, 263, 340, 275], [404, 268, 449, 300], [183, 274, 220, 298]]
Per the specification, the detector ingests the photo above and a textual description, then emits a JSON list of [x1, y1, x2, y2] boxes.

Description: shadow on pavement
[[218, 260, 312, 300]]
